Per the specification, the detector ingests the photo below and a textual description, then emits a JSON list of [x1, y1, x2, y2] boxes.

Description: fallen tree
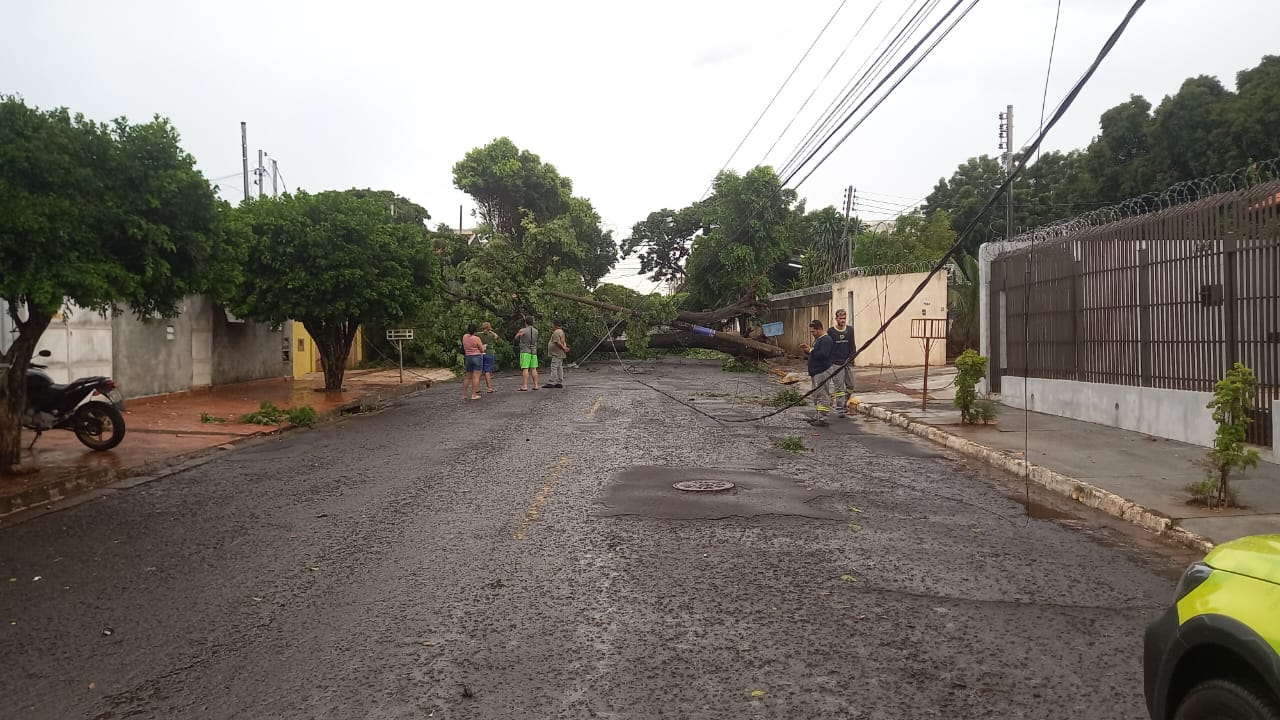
[[546, 290, 785, 359]]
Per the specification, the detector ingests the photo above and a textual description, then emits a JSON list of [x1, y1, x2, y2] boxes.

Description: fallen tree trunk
[[545, 290, 784, 358], [647, 331, 785, 358]]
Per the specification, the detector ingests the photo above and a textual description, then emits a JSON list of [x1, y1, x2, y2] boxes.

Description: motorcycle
[[24, 350, 127, 451]]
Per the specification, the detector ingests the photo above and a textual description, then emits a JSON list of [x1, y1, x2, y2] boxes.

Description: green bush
[[776, 436, 805, 453], [973, 399, 998, 423], [953, 349, 989, 423], [287, 405, 319, 428], [1194, 363, 1261, 508], [241, 402, 288, 425]]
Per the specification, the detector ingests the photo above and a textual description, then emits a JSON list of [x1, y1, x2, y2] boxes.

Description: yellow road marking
[[513, 456, 569, 540], [587, 395, 603, 419]]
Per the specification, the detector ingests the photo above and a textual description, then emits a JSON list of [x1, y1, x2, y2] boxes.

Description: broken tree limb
[[546, 290, 784, 358]]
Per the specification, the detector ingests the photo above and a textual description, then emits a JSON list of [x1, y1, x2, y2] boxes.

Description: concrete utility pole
[[271, 159, 279, 198], [240, 122, 250, 203], [257, 149, 265, 199], [998, 105, 1014, 237], [841, 185, 855, 269]]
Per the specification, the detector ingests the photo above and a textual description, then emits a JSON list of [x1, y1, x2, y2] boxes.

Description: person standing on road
[[547, 319, 569, 388], [515, 316, 540, 391], [478, 321, 499, 394], [827, 309, 855, 418], [461, 323, 485, 401], [799, 319, 835, 427]]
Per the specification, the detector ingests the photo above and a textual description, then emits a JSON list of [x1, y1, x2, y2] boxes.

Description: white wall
[[1001, 375, 1220, 449], [33, 304, 114, 384], [830, 271, 947, 368]]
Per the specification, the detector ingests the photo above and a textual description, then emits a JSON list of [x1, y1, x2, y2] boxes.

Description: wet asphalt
[[0, 359, 1193, 719]]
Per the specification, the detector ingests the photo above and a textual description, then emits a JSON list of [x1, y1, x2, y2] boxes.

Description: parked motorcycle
[[24, 350, 127, 451]]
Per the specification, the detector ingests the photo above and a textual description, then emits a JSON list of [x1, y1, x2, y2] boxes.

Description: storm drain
[[672, 480, 735, 493]]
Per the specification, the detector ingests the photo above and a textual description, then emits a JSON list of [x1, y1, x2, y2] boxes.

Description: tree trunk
[[674, 296, 766, 326], [305, 319, 360, 392], [0, 302, 54, 472], [646, 331, 785, 358]]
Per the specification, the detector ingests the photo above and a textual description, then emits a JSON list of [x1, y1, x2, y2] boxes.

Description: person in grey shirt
[[547, 319, 569, 388], [515, 316, 540, 391]]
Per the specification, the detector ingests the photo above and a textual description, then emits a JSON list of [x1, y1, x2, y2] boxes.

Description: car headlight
[[1173, 561, 1213, 601]]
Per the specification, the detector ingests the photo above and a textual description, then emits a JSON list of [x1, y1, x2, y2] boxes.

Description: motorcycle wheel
[[73, 403, 126, 451]]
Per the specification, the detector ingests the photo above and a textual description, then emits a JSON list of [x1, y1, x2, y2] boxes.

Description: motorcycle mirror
[[37, 350, 52, 357]]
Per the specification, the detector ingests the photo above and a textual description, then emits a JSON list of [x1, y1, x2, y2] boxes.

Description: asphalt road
[[0, 359, 1193, 719]]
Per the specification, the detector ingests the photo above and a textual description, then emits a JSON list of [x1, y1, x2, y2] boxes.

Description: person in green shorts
[[477, 321, 499, 393], [514, 316, 540, 391]]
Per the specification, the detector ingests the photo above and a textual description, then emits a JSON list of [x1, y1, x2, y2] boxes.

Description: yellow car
[[1144, 534, 1280, 720]]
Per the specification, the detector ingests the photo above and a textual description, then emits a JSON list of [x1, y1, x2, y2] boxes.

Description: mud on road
[[0, 359, 1191, 719]]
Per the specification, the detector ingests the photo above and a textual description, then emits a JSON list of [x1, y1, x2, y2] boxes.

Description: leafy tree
[[852, 210, 955, 268], [794, 205, 860, 287], [0, 98, 230, 470], [683, 166, 800, 310], [621, 202, 707, 285], [1226, 56, 1280, 166], [1084, 95, 1157, 202], [229, 189, 438, 391], [452, 137, 572, 240], [924, 155, 1009, 251], [1147, 76, 1234, 186]]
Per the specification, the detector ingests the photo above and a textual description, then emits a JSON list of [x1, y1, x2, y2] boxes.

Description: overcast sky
[[4, 1, 1277, 292]]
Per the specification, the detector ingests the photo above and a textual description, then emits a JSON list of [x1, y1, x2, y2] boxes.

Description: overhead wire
[[701, 0, 849, 199], [786, 0, 983, 189], [779, 0, 939, 180]]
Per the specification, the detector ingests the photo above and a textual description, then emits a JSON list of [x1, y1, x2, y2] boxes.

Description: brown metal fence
[[989, 179, 1280, 446]]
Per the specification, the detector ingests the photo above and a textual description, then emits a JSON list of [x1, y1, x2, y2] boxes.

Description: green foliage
[[228, 189, 438, 391], [947, 252, 981, 354], [1197, 363, 1262, 508], [240, 402, 288, 425], [925, 56, 1280, 251], [953, 349, 989, 423], [684, 166, 800, 310], [286, 405, 319, 428], [722, 357, 764, 373], [767, 388, 803, 407], [973, 399, 998, 424], [775, 436, 805, 453], [795, 206, 857, 287], [851, 210, 955, 268], [621, 202, 707, 285], [0, 97, 229, 468], [200, 412, 226, 424]]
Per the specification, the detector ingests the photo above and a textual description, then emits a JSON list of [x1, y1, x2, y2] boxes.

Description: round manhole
[[673, 480, 736, 493]]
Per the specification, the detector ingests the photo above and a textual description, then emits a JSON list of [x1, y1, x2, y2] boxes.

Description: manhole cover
[[673, 480, 735, 493]]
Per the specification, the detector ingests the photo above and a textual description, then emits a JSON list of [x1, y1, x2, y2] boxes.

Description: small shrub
[[722, 357, 764, 373], [287, 405, 319, 428], [953, 349, 989, 423], [767, 388, 803, 407], [776, 436, 805, 453], [240, 401, 288, 425], [200, 412, 226, 424], [973, 399, 998, 424], [1195, 363, 1261, 508]]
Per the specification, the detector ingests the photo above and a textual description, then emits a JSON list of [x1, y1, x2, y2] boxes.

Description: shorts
[[520, 352, 538, 370], [482, 354, 495, 373], [464, 355, 483, 372]]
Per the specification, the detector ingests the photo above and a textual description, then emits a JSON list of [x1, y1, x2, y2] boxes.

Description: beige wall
[[829, 271, 947, 368]]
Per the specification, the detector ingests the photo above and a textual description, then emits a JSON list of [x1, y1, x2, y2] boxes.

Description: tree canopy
[[0, 97, 230, 469], [229, 189, 438, 390]]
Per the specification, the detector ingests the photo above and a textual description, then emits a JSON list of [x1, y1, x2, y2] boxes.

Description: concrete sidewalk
[[0, 367, 454, 522], [848, 365, 1280, 549]]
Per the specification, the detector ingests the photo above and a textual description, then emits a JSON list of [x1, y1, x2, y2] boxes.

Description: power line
[[786, 0, 982, 189], [701, 0, 849, 199], [759, 0, 886, 166], [1036, 0, 1064, 163], [779, 0, 939, 180]]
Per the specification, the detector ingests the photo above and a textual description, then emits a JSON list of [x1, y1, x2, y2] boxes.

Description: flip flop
[[518, 388, 528, 392]]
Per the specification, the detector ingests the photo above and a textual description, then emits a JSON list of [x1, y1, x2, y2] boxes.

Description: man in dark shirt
[[799, 319, 836, 427], [827, 309, 855, 417]]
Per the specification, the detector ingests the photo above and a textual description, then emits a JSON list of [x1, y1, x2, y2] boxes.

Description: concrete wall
[[34, 304, 114, 384], [213, 308, 287, 385], [830, 271, 947, 368], [1001, 375, 1220, 448], [111, 301, 196, 398]]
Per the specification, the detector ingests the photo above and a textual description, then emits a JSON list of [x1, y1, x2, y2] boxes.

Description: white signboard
[[386, 329, 414, 341]]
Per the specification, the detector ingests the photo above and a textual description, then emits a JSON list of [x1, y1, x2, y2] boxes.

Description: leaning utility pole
[[841, 185, 855, 269], [240, 122, 250, 203], [998, 105, 1014, 237]]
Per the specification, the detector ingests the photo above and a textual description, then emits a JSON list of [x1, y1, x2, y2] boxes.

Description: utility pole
[[271, 159, 279, 198], [240, 122, 250, 203], [998, 105, 1014, 237], [841, 185, 855, 269], [257, 149, 265, 199], [458, 205, 463, 234]]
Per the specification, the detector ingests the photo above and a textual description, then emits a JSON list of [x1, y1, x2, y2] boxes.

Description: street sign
[[386, 329, 414, 341], [761, 322, 784, 338]]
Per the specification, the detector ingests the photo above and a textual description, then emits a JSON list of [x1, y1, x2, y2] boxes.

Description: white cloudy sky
[[4, 1, 1277, 292]]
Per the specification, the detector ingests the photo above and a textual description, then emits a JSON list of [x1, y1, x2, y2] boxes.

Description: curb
[[0, 377, 438, 525], [854, 401, 1216, 554]]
